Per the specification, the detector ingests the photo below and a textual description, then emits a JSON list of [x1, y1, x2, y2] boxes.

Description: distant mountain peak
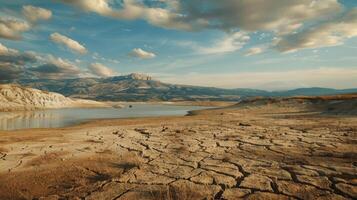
[[126, 73, 152, 81]]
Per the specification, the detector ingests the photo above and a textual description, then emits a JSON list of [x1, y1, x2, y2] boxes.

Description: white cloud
[[196, 32, 250, 54], [245, 47, 264, 56], [22, 5, 52, 22], [0, 18, 30, 40], [129, 48, 156, 59], [157, 67, 357, 90], [88, 63, 117, 77], [59, 0, 202, 31], [0, 42, 18, 55], [276, 8, 357, 53], [50, 32, 87, 54], [0, 5, 51, 40], [59, 0, 138, 19]]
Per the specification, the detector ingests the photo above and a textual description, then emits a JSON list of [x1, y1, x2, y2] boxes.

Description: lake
[[0, 104, 209, 131]]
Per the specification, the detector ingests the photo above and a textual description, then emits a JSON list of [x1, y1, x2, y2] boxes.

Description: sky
[[0, 0, 357, 90]]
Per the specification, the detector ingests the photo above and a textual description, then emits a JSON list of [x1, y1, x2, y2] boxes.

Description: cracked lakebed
[[0, 106, 356, 200]]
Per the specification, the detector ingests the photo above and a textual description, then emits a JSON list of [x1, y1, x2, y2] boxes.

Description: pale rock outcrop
[[0, 84, 108, 111]]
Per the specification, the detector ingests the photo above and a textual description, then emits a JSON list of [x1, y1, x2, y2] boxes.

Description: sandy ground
[[0, 105, 356, 200]]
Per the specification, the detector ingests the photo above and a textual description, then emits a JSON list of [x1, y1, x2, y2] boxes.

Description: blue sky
[[0, 0, 357, 90]]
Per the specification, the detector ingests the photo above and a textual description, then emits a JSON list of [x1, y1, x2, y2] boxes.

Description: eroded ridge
[[0, 107, 356, 200]]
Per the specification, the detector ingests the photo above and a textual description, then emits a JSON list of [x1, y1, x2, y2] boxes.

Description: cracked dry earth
[[0, 107, 356, 200]]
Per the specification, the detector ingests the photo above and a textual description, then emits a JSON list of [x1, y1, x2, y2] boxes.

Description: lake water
[[0, 104, 209, 131]]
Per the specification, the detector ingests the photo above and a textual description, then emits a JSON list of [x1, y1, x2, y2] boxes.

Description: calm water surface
[[0, 104, 209, 131]]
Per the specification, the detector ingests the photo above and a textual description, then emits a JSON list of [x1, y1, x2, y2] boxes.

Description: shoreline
[[0, 100, 233, 112], [0, 104, 216, 132]]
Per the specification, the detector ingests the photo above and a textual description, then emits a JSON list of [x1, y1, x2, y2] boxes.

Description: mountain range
[[7, 73, 357, 101]]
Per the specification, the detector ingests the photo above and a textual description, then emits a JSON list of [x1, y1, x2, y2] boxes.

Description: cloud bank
[[276, 8, 357, 52], [29, 56, 81, 79], [0, 43, 119, 80], [0, 43, 37, 80], [0, 43, 84, 80]]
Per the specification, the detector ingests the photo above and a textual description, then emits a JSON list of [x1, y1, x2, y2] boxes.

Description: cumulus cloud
[[276, 8, 357, 52], [88, 63, 116, 77], [245, 47, 264, 56], [0, 5, 51, 40], [50, 32, 87, 54], [22, 5, 52, 22], [196, 32, 250, 54], [59, 0, 142, 19], [59, 0, 202, 31], [29, 56, 81, 79], [0, 18, 30, 40], [129, 48, 156, 59]]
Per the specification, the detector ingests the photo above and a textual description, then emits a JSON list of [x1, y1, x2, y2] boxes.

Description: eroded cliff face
[[0, 84, 108, 111]]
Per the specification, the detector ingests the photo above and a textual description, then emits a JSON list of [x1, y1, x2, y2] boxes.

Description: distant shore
[[107, 100, 236, 107]]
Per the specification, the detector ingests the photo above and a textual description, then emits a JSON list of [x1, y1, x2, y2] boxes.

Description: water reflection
[[0, 111, 68, 130], [0, 104, 208, 130]]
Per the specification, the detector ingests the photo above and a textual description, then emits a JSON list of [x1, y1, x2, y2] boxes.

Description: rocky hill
[[232, 94, 357, 115], [8, 73, 357, 101], [0, 84, 108, 111]]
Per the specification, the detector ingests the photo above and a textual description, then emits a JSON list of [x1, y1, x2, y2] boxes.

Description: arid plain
[[1, 1, 357, 199], [0, 97, 356, 200]]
